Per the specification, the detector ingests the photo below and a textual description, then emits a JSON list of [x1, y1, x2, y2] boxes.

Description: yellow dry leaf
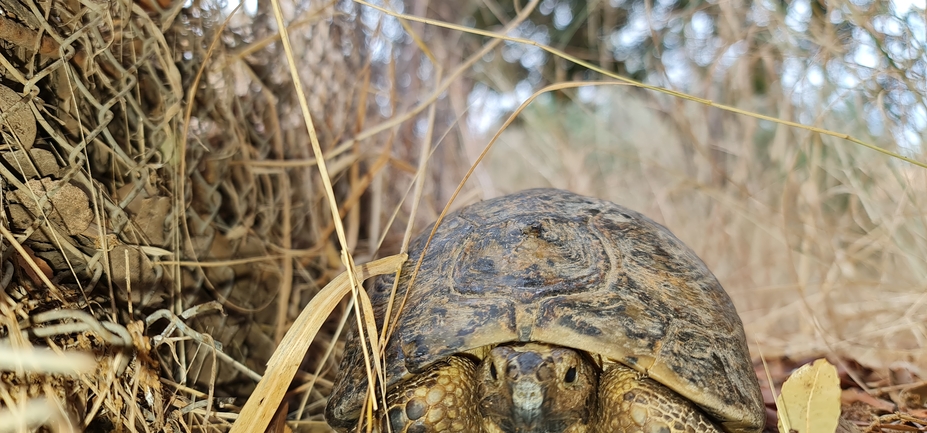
[[776, 358, 841, 433]]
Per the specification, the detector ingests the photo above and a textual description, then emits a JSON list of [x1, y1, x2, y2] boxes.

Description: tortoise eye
[[564, 366, 577, 383], [490, 363, 498, 380]]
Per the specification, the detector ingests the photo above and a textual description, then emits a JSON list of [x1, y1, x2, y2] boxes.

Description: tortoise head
[[478, 343, 598, 433]]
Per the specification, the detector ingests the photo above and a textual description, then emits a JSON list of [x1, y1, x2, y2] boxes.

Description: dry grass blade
[[0, 223, 63, 302], [229, 254, 406, 433], [268, 0, 381, 418], [0, 397, 77, 433], [0, 344, 95, 375]]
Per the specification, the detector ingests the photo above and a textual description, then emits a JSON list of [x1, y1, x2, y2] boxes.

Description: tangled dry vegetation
[[0, 0, 382, 430], [0, 0, 925, 432]]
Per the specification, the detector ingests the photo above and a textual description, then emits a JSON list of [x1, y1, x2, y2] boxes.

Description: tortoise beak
[[506, 351, 565, 432], [511, 373, 545, 425]]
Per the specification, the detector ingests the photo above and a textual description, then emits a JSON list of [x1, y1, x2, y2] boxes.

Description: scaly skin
[[375, 343, 723, 433], [382, 356, 481, 433], [595, 363, 722, 433]]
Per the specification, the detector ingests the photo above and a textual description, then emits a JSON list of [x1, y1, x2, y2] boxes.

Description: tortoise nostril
[[565, 366, 577, 383]]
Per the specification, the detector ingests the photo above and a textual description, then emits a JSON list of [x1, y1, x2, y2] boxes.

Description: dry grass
[[0, 0, 924, 431]]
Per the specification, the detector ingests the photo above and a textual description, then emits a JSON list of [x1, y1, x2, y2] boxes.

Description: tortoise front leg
[[595, 363, 723, 433], [381, 355, 482, 433]]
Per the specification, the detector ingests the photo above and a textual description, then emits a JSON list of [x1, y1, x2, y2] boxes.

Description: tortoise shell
[[327, 188, 764, 433]]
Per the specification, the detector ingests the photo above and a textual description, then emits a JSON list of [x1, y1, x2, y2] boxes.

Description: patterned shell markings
[[327, 188, 764, 433]]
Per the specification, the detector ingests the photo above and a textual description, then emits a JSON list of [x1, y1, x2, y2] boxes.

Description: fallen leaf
[[841, 388, 895, 413], [777, 358, 841, 433]]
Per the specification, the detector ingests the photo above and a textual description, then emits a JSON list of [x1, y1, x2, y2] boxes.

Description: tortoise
[[326, 188, 764, 433]]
